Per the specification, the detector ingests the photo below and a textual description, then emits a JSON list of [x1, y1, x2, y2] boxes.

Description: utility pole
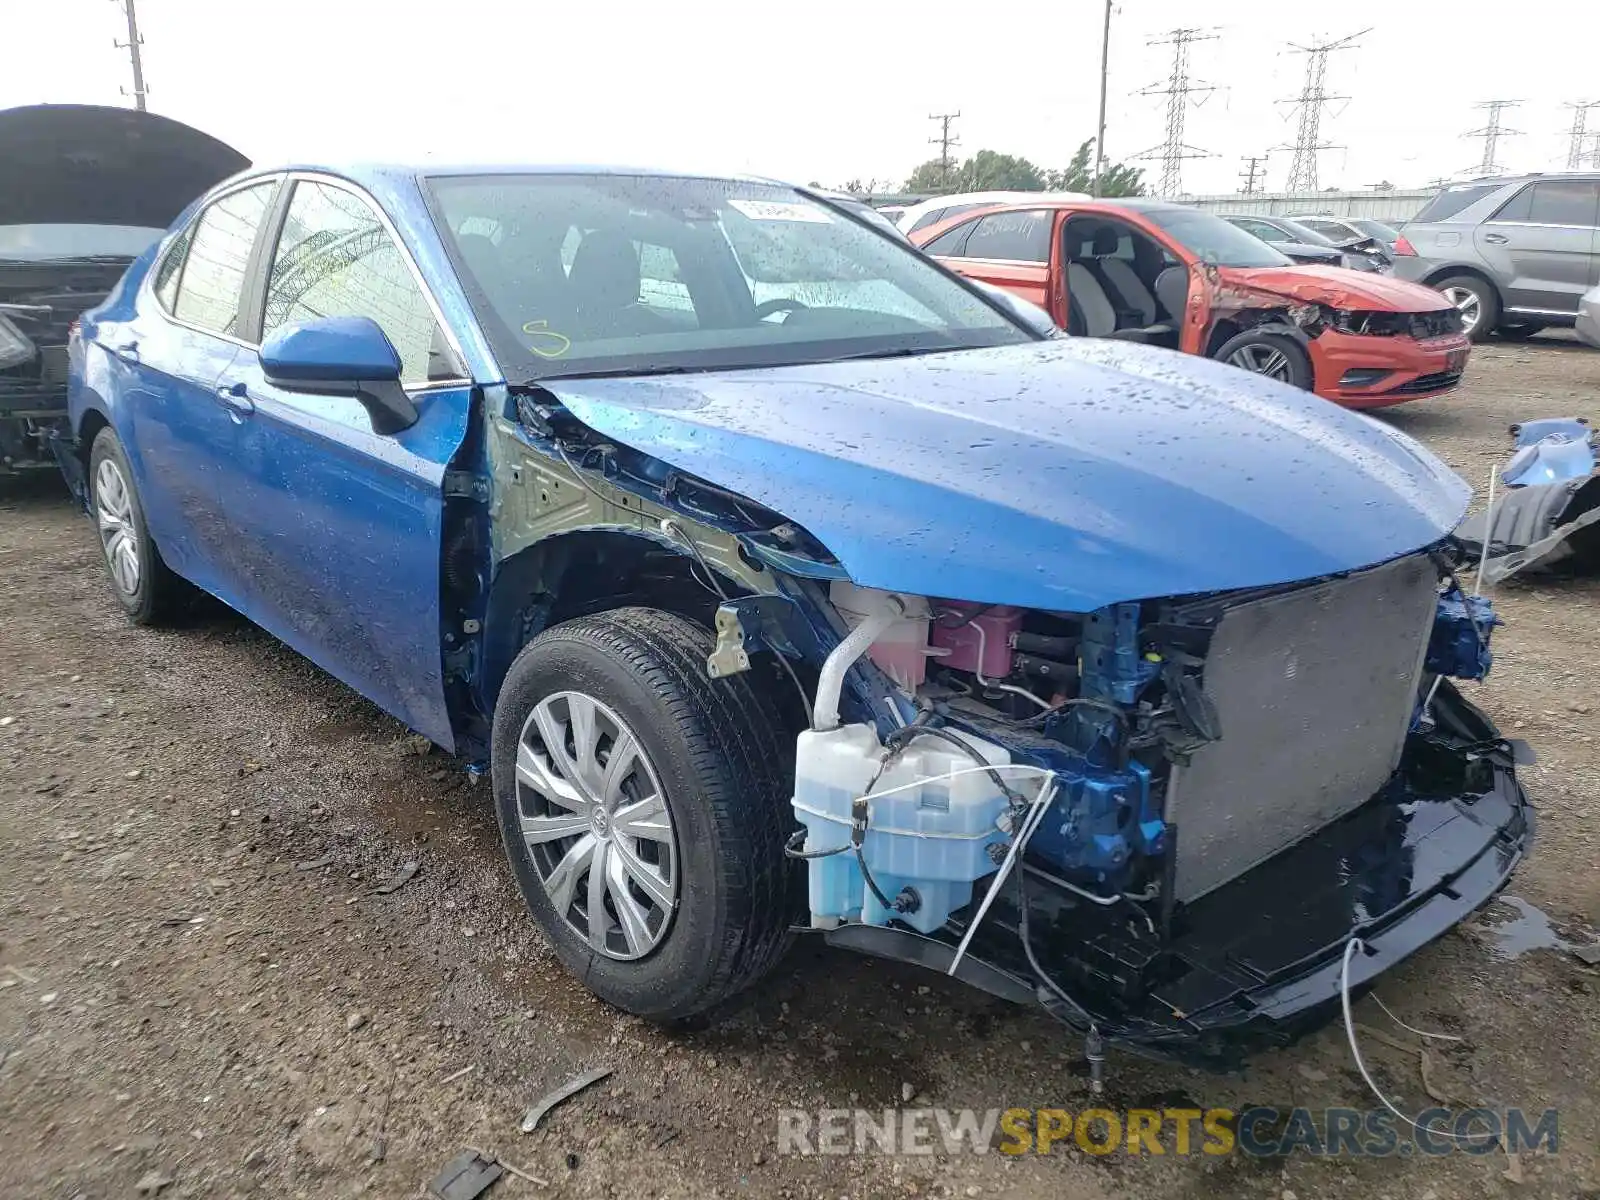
[[113, 0, 148, 111], [1563, 102, 1600, 170], [1465, 100, 1521, 176], [1278, 30, 1367, 193], [1092, 0, 1112, 197], [1132, 27, 1217, 199], [928, 111, 961, 191], [1239, 154, 1267, 194]]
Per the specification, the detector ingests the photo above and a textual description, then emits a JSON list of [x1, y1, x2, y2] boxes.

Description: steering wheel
[[754, 297, 809, 320]]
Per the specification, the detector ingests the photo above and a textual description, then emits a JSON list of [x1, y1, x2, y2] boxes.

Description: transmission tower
[[1465, 101, 1521, 176], [111, 0, 148, 111], [1278, 30, 1367, 192], [928, 112, 961, 190], [1564, 102, 1600, 170], [1239, 155, 1268, 194], [1132, 28, 1217, 199]]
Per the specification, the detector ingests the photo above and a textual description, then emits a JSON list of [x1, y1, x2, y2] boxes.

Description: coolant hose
[[812, 595, 904, 731]]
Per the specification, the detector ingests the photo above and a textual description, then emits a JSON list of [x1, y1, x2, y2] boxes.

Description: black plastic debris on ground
[[428, 1150, 503, 1200], [1455, 476, 1600, 584]]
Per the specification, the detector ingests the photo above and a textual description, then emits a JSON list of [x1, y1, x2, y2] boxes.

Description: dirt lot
[[2, 337, 1599, 1200]]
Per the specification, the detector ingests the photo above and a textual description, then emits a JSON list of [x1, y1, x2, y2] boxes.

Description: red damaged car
[[912, 199, 1470, 408]]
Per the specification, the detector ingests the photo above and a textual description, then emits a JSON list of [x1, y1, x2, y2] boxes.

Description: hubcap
[[94, 458, 142, 597], [1441, 286, 1482, 335], [515, 692, 678, 960], [1227, 343, 1293, 381]]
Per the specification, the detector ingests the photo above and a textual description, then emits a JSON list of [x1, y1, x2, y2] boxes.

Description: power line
[[1132, 27, 1217, 199], [111, 0, 148, 112], [927, 112, 961, 190], [1239, 154, 1268, 195], [1464, 100, 1522, 176], [1563, 102, 1600, 170], [1277, 30, 1367, 193]]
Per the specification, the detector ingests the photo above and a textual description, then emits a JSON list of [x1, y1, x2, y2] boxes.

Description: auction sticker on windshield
[[729, 199, 832, 222]]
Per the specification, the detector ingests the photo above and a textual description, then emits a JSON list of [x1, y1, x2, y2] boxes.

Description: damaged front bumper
[[827, 682, 1531, 1069]]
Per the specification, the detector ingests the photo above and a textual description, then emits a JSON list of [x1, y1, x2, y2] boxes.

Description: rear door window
[[1489, 186, 1534, 223], [1234, 218, 1286, 242], [963, 210, 1050, 262], [171, 182, 277, 336]]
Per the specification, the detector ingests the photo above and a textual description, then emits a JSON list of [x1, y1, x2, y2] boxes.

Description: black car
[[1220, 214, 1384, 272], [0, 104, 246, 472]]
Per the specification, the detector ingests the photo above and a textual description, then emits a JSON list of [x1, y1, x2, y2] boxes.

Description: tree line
[[902, 139, 1145, 197]]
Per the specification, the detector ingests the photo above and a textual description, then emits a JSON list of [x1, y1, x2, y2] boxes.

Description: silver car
[[1391, 173, 1600, 341], [1578, 283, 1600, 349]]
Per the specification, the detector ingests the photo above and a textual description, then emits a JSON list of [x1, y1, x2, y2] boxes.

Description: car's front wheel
[[1435, 274, 1499, 342], [1213, 328, 1313, 390], [88, 426, 185, 624], [492, 607, 795, 1020]]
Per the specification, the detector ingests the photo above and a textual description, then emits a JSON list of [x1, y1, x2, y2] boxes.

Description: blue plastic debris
[[1425, 588, 1499, 681], [1502, 417, 1595, 488]]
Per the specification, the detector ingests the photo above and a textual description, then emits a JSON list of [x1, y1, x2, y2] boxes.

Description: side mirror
[[259, 315, 419, 435]]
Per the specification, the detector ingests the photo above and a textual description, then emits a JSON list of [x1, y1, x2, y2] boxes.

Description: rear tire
[[492, 607, 796, 1020], [1434, 274, 1498, 342], [1213, 328, 1313, 390], [88, 427, 186, 625]]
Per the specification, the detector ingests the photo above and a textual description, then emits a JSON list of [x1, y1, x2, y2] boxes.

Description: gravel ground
[[2, 336, 1598, 1200]]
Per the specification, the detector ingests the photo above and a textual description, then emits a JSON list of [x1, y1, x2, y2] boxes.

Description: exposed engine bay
[[765, 547, 1523, 1071]]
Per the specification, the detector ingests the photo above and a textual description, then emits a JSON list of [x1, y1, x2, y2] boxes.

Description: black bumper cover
[[827, 682, 1532, 1069]]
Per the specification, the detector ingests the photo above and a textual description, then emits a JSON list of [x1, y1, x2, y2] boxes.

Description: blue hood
[[544, 339, 1468, 611]]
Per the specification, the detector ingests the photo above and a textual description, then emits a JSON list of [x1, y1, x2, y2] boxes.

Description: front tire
[[1213, 328, 1313, 390], [1435, 274, 1499, 342], [88, 426, 185, 625], [492, 608, 795, 1020]]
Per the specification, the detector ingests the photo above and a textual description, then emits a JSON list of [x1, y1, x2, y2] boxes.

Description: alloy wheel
[[94, 457, 142, 597], [1440, 286, 1482, 336], [1227, 343, 1293, 381], [515, 691, 679, 960]]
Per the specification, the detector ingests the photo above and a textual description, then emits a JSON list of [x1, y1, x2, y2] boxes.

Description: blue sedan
[[65, 164, 1529, 1069]]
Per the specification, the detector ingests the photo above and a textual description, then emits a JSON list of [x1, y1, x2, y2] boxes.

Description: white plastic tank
[[792, 722, 1029, 934]]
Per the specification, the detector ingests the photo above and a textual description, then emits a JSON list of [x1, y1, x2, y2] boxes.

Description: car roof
[[219, 161, 786, 206]]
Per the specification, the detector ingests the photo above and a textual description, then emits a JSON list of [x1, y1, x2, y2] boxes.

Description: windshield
[[1350, 218, 1399, 241], [424, 174, 1032, 381], [1142, 208, 1292, 268], [0, 223, 163, 261], [1276, 219, 1339, 247]]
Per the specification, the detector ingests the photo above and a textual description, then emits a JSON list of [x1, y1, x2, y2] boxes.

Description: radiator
[[1164, 553, 1439, 902]]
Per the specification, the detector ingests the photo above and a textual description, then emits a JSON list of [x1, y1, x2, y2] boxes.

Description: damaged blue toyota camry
[[63, 165, 1530, 1075]]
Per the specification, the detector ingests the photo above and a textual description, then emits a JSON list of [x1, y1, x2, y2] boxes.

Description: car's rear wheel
[[88, 426, 185, 625], [1213, 329, 1313, 390], [1435, 274, 1498, 342], [491, 607, 795, 1020]]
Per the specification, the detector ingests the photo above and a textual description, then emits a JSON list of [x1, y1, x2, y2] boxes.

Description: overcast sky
[[6, 0, 1599, 196]]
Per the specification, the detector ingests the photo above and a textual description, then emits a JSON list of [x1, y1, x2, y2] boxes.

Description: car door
[[215, 176, 473, 747], [115, 177, 280, 604], [1478, 179, 1600, 316], [926, 210, 1054, 312]]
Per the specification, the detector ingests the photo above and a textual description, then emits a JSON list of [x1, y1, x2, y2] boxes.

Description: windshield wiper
[[528, 364, 696, 383]]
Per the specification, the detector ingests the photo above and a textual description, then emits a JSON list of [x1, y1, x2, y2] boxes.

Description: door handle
[[1483, 233, 1509, 245], [112, 341, 140, 364], [214, 381, 255, 418]]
